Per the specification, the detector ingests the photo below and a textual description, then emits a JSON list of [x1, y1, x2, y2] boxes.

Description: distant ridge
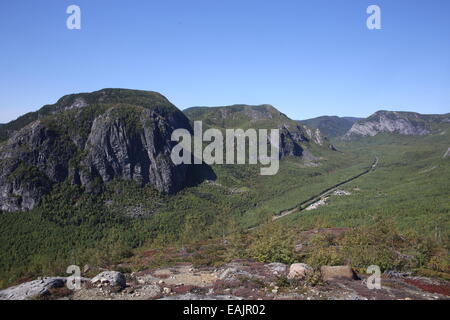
[[298, 116, 362, 139], [343, 110, 450, 139]]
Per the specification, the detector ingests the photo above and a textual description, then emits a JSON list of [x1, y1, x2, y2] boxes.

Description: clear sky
[[0, 0, 449, 123]]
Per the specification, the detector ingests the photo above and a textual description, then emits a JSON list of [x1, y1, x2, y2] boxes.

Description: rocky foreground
[[1, 259, 449, 300]]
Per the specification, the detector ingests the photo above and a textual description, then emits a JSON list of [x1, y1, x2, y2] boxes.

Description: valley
[[0, 89, 448, 300]]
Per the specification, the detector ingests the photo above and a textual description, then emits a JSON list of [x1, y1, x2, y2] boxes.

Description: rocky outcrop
[[91, 271, 126, 289], [343, 111, 449, 139], [0, 89, 206, 212], [78, 106, 192, 194], [288, 263, 313, 279], [303, 126, 326, 146], [3, 260, 447, 300], [0, 121, 73, 212], [0, 277, 66, 300], [278, 125, 306, 157], [266, 263, 288, 275]]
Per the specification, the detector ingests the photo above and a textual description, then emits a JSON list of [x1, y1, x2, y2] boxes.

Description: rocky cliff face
[[344, 111, 450, 140], [0, 89, 199, 212]]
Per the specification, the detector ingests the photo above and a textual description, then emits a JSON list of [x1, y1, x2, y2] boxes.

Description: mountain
[[0, 89, 206, 212], [184, 104, 336, 158], [0, 89, 178, 143], [298, 116, 362, 139], [343, 110, 450, 140]]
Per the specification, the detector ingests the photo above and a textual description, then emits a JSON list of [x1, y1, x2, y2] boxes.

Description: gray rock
[[219, 267, 256, 281], [0, 121, 71, 212], [79, 106, 191, 194], [0, 277, 66, 300], [91, 271, 126, 289], [136, 284, 161, 298], [266, 263, 288, 275], [159, 293, 243, 300], [343, 110, 449, 139]]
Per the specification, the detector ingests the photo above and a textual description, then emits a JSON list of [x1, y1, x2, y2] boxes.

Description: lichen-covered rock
[[91, 271, 126, 289], [266, 263, 288, 275], [0, 277, 66, 300]]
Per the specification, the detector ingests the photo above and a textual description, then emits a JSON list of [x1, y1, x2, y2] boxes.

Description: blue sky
[[0, 0, 449, 123]]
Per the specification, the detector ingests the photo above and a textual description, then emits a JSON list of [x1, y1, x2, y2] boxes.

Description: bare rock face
[[0, 89, 204, 212], [0, 121, 73, 212], [78, 106, 191, 194], [343, 110, 450, 140], [303, 126, 325, 146], [0, 277, 66, 300], [278, 125, 307, 157]]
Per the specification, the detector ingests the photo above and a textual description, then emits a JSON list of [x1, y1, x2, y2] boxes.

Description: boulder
[[320, 266, 358, 281], [288, 263, 313, 279], [219, 267, 255, 281], [266, 263, 288, 275], [91, 271, 126, 289], [0, 277, 66, 300], [136, 285, 161, 299]]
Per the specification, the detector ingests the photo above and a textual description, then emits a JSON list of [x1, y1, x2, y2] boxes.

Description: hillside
[[184, 104, 336, 158], [0, 94, 448, 298], [344, 110, 450, 139], [0, 91, 360, 289], [298, 116, 362, 139]]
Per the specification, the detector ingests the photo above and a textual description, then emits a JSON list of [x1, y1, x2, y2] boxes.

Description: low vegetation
[[1, 109, 449, 290]]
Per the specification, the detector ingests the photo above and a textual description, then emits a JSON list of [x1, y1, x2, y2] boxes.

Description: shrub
[[248, 220, 295, 264]]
